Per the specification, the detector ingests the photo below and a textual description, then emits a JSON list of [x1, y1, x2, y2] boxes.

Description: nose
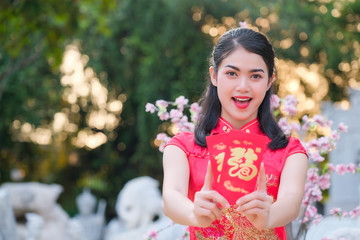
[[235, 76, 250, 92]]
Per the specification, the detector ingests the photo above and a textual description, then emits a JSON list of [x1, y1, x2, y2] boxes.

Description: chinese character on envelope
[[206, 130, 269, 205]]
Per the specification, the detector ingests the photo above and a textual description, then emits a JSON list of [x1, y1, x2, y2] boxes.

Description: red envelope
[[206, 130, 269, 205]]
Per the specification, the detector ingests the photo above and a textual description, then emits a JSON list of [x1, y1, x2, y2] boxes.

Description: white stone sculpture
[[68, 188, 106, 240], [0, 189, 19, 240], [66, 219, 84, 240], [104, 176, 186, 240], [25, 213, 44, 240], [1, 182, 69, 240], [328, 227, 360, 240]]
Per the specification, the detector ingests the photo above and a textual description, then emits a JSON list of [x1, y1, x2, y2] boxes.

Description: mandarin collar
[[211, 117, 264, 135]]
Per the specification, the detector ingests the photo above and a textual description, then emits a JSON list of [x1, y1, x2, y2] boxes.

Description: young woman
[[162, 27, 308, 239]]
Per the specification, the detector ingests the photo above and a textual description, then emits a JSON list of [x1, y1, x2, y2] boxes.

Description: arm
[[162, 145, 229, 227], [162, 145, 195, 225], [237, 153, 308, 230], [268, 152, 308, 228]]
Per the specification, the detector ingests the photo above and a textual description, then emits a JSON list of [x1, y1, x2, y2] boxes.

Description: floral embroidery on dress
[[194, 206, 280, 240], [266, 174, 279, 188]]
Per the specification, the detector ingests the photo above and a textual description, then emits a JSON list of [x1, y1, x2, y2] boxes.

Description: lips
[[232, 96, 252, 109]]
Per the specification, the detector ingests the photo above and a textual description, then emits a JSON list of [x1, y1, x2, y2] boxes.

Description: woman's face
[[210, 46, 273, 129]]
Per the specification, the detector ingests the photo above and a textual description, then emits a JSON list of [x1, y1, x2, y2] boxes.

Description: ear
[[209, 66, 217, 87], [267, 73, 276, 90]]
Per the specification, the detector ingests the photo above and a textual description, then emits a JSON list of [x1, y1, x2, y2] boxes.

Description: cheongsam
[[165, 117, 308, 240]]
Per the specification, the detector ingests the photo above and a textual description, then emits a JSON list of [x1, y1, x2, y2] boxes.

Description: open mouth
[[232, 97, 252, 109], [233, 97, 252, 103]]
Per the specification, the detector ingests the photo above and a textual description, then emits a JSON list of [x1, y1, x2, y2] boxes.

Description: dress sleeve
[[164, 132, 193, 156], [286, 137, 309, 159]]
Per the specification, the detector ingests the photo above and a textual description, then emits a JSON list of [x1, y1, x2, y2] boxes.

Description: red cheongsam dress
[[165, 117, 308, 240]]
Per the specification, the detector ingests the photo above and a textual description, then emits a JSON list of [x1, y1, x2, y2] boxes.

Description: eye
[[226, 71, 237, 77], [251, 74, 262, 79]]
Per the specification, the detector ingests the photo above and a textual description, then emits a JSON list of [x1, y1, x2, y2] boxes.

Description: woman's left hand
[[236, 163, 273, 231]]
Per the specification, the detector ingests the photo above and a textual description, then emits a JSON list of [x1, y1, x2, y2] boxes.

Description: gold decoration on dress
[[194, 206, 280, 240]]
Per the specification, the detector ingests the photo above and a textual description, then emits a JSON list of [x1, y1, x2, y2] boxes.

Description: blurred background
[[0, 0, 359, 220]]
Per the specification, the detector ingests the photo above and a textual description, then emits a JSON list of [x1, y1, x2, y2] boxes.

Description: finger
[[210, 191, 230, 209], [197, 201, 223, 219], [194, 206, 217, 221], [202, 161, 213, 191], [257, 162, 267, 192], [237, 199, 266, 212]]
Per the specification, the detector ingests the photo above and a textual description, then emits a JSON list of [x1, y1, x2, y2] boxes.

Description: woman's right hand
[[193, 161, 230, 227]]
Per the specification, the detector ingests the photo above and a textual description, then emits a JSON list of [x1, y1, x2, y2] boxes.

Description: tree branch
[[0, 49, 42, 104]]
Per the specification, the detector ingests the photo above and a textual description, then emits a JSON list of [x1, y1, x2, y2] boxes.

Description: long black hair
[[194, 27, 288, 150]]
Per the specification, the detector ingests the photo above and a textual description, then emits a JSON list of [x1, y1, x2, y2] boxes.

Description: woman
[[162, 27, 308, 239]]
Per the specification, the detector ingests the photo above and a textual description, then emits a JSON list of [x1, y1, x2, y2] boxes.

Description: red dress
[[165, 118, 308, 240]]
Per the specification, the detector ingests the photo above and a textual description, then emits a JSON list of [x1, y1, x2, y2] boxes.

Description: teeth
[[235, 98, 250, 102]]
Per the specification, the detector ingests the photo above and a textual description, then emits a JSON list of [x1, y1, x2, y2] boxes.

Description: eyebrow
[[224, 65, 265, 73]]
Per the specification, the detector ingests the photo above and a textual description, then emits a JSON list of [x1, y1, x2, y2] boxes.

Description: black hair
[[194, 27, 289, 150]]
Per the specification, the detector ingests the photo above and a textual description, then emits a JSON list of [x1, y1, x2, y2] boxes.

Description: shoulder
[[165, 131, 202, 156], [286, 137, 308, 159]]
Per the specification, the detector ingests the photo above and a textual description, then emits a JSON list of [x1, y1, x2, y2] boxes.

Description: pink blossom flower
[[239, 21, 248, 28], [284, 95, 298, 105], [310, 151, 325, 162], [156, 134, 171, 152], [338, 122, 348, 133], [310, 185, 323, 202], [156, 133, 168, 141], [145, 103, 157, 113], [347, 163, 356, 174], [190, 102, 201, 123], [155, 100, 169, 108], [308, 139, 320, 148], [313, 115, 327, 127], [278, 118, 291, 135], [330, 207, 342, 216], [283, 95, 298, 116], [270, 94, 280, 110], [283, 103, 297, 116], [313, 214, 323, 225], [158, 111, 169, 121], [307, 168, 319, 182], [169, 109, 183, 122], [318, 137, 331, 153], [190, 102, 201, 112], [176, 116, 195, 132], [301, 115, 311, 131], [175, 96, 188, 106], [175, 96, 189, 111], [330, 130, 340, 143], [349, 206, 360, 218], [147, 230, 158, 239], [302, 184, 313, 206], [335, 164, 347, 175], [290, 122, 301, 133], [327, 163, 335, 172], [302, 205, 318, 223], [318, 173, 331, 190], [302, 197, 311, 206]]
